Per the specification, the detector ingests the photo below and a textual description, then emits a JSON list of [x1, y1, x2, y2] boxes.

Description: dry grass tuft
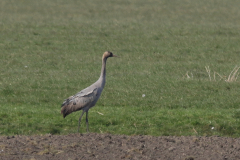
[[205, 66, 211, 81], [213, 66, 240, 82], [225, 66, 240, 82], [184, 66, 240, 82]]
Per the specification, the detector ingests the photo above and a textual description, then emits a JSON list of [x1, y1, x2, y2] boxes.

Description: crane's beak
[[112, 54, 119, 57]]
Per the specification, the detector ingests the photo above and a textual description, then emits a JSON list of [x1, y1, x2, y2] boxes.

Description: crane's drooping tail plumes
[[61, 96, 79, 118], [61, 99, 71, 118]]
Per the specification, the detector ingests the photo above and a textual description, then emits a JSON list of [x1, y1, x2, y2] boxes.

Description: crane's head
[[103, 51, 118, 59]]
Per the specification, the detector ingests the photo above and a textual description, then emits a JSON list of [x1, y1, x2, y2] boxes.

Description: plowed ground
[[0, 133, 240, 160]]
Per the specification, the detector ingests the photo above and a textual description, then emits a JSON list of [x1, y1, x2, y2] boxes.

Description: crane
[[61, 51, 118, 132]]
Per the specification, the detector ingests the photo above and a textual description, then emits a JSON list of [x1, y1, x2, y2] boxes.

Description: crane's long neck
[[99, 57, 107, 87]]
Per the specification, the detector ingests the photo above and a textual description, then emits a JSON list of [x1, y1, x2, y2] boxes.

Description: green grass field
[[1, 0, 240, 137]]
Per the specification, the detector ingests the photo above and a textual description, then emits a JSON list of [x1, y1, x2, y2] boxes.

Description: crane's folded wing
[[61, 88, 98, 118]]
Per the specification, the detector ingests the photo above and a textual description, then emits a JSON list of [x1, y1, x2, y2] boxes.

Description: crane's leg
[[78, 111, 85, 133], [86, 111, 89, 132]]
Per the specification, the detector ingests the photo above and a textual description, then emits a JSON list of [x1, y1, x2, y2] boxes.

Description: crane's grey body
[[61, 78, 104, 116], [61, 51, 117, 132]]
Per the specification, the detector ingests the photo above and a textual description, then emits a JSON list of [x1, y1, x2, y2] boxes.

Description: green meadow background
[[1, 0, 240, 137]]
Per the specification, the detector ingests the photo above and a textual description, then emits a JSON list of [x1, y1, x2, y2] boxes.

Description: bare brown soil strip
[[0, 133, 240, 160]]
